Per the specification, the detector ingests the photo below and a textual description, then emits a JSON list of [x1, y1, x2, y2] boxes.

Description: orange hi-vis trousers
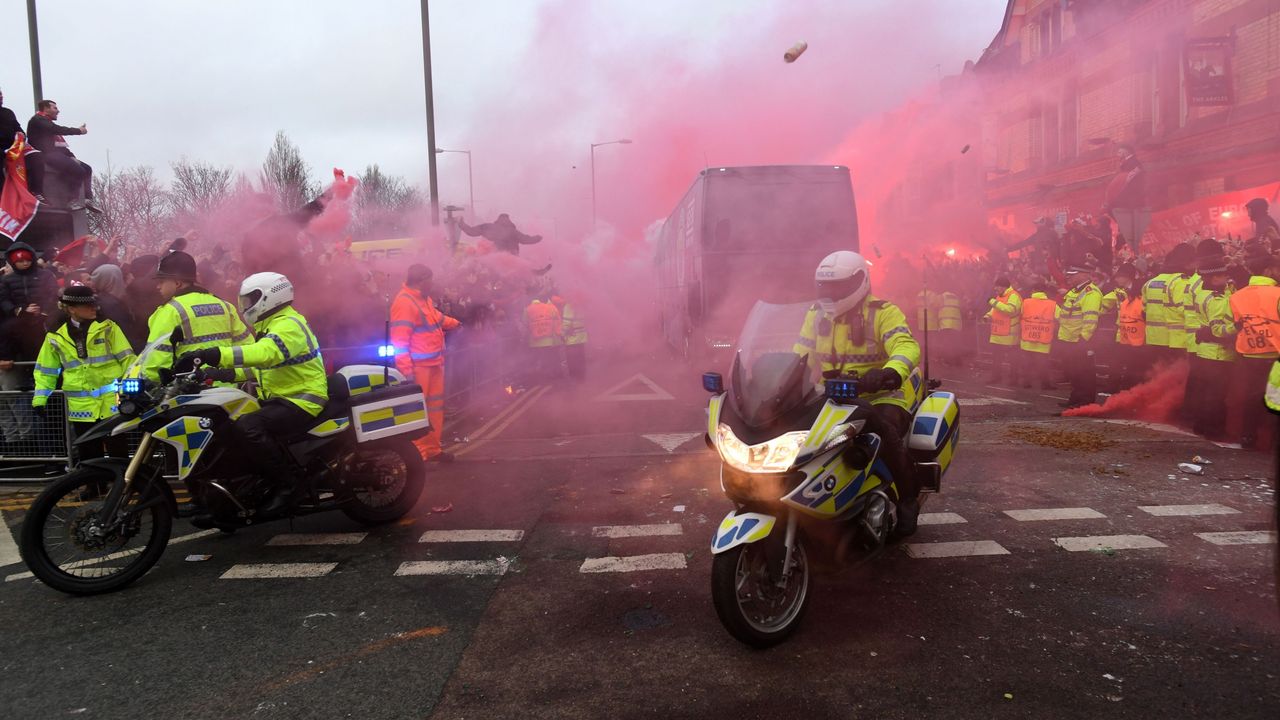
[[411, 365, 446, 459]]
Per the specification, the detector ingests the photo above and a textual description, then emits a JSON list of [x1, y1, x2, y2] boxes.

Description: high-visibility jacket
[[390, 284, 460, 374], [939, 292, 963, 331], [1191, 288, 1236, 362], [1116, 292, 1145, 347], [985, 287, 1022, 346], [561, 302, 587, 346], [1141, 273, 1178, 347], [1229, 277, 1280, 359], [915, 290, 941, 332], [1057, 282, 1102, 343], [1019, 293, 1060, 354], [1266, 361, 1280, 413], [524, 299, 562, 348], [143, 288, 251, 381], [221, 306, 328, 416], [33, 317, 136, 421], [793, 296, 922, 412], [1181, 274, 1204, 354], [1167, 274, 1196, 350]]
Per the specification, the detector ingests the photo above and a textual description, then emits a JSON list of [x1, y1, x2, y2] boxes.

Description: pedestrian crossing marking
[[267, 533, 368, 546], [1138, 504, 1239, 517], [220, 563, 338, 579], [1004, 508, 1106, 521], [579, 553, 687, 573], [1053, 534, 1166, 552], [418, 530, 524, 543], [905, 540, 1010, 558], [1195, 531, 1276, 546], [395, 559, 511, 576], [6, 529, 221, 582], [592, 524, 683, 538], [918, 512, 967, 525]]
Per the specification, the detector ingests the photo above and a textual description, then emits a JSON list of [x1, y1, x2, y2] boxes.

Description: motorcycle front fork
[[765, 512, 800, 587]]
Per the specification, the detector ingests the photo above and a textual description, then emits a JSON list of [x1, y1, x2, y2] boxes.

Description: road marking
[[905, 540, 1010, 558], [594, 373, 675, 402], [918, 512, 967, 525], [964, 395, 1029, 406], [641, 432, 702, 453], [1138, 504, 1239, 517], [221, 562, 338, 579], [455, 386, 550, 457], [1053, 534, 1167, 552], [394, 559, 511, 576], [5, 529, 221, 582], [418, 529, 524, 543], [267, 533, 368, 546], [591, 524, 683, 538], [0, 511, 21, 569], [580, 553, 687, 573], [1004, 507, 1106, 521], [462, 384, 547, 445], [1195, 531, 1277, 546]]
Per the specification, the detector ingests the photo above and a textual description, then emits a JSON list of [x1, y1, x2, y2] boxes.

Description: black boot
[[894, 498, 920, 538], [258, 484, 296, 517]]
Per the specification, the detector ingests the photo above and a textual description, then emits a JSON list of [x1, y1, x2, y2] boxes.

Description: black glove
[[1194, 327, 1216, 344], [203, 368, 238, 383], [177, 347, 222, 370], [860, 368, 903, 393]]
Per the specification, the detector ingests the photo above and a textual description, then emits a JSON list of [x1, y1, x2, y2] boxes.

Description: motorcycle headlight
[[715, 423, 809, 473]]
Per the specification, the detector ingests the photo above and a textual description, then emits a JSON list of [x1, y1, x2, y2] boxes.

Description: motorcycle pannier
[[907, 391, 959, 472], [349, 383, 431, 442]]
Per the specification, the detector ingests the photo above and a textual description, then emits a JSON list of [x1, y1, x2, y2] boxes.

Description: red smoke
[[1064, 361, 1188, 423]]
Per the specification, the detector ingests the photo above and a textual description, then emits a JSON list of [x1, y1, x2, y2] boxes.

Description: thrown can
[[784, 41, 808, 63], [1177, 463, 1204, 475]]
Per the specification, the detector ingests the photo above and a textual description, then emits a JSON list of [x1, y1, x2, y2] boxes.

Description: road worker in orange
[[390, 264, 461, 462], [524, 289, 563, 383]]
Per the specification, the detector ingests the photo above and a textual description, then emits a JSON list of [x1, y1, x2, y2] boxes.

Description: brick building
[[977, 0, 1280, 250]]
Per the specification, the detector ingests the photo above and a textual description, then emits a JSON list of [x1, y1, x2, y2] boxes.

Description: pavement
[[1, 352, 1277, 719]]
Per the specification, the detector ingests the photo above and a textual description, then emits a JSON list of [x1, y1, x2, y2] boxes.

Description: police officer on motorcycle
[[180, 272, 328, 516], [144, 251, 252, 381], [794, 250, 925, 535]]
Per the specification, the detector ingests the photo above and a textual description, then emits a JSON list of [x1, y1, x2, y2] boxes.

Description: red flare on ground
[[1063, 360, 1189, 423]]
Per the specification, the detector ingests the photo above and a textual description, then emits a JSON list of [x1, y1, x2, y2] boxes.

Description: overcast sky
[[1, 0, 1008, 231]]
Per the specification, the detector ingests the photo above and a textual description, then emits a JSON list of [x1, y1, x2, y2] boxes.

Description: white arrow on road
[[0, 512, 20, 569], [595, 373, 675, 402], [642, 432, 702, 453]]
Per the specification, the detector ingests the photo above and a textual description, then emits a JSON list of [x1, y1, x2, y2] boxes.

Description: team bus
[[655, 164, 860, 360]]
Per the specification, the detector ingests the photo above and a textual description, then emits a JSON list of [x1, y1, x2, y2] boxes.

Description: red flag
[[0, 133, 40, 241]]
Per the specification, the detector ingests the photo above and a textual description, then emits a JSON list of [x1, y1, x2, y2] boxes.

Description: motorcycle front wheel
[[711, 538, 811, 648], [19, 468, 173, 595]]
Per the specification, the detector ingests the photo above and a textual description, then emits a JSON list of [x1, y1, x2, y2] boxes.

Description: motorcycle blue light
[[824, 379, 859, 402], [120, 378, 142, 395], [702, 372, 723, 393], [377, 344, 396, 358]]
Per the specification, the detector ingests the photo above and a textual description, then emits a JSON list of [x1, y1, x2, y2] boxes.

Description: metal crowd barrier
[[0, 389, 74, 464]]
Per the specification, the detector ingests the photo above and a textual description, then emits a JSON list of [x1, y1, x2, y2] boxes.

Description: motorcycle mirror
[[702, 372, 723, 394]]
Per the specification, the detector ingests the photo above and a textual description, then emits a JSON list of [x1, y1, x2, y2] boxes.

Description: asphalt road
[[1, 353, 1277, 720]]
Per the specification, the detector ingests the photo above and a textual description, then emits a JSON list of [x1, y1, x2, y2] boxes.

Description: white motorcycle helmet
[[814, 250, 871, 317], [238, 272, 295, 325]]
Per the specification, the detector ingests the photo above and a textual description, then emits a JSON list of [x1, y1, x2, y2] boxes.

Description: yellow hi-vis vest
[[1167, 274, 1195, 350], [33, 317, 136, 421], [986, 287, 1022, 346], [143, 288, 252, 382], [561, 303, 587, 346], [1191, 288, 1237, 362], [1058, 283, 1101, 343], [794, 296, 922, 412], [222, 306, 328, 416], [1142, 273, 1178, 347], [1181, 274, 1205, 354], [1266, 361, 1280, 413], [939, 292, 963, 331], [915, 290, 941, 332]]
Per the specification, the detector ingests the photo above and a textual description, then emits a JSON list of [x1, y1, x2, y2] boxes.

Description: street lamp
[[435, 148, 474, 218], [591, 139, 632, 229]]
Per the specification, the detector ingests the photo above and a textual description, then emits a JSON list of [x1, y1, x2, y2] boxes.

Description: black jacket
[[25, 112, 85, 155], [0, 106, 21, 152], [1, 242, 60, 360]]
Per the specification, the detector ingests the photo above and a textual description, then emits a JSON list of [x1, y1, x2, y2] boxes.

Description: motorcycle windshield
[[121, 337, 170, 382], [727, 301, 822, 427]]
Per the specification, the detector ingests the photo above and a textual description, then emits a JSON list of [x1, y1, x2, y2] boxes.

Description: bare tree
[[352, 164, 423, 239], [169, 158, 232, 221], [88, 166, 172, 254], [261, 130, 316, 212]]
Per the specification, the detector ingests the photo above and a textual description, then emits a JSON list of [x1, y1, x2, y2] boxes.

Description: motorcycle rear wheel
[[340, 440, 425, 525], [19, 468, 172, 595], [711, 539, 810, 648]]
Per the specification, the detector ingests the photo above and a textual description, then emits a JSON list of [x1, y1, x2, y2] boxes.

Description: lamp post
[[27, 0, 43, 105], [434, 148, 474, 218], [419, 0, 439, 225], [590, 139, 632, 230]]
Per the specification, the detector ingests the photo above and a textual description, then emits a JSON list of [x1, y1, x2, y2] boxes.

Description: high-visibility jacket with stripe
[[985, 287, 1022, 346], [1180, 274, 1204, 354], [915, 290, 941, 332], [939, 292, 963, 331], [1190, 288, 1236, 362], [1116, 292, 1145, 347], [142, 288, 252, 382], [1141, 273, 1178, 347], [1058, 282, 1101, 343], [390, 284, 460, 374], [1229, 277, 1280, 359], [524, 299, 562, 348], [33, 317, 136, 421], [793, 296, 922, 412], [561, 302, 587, 346], [1167, 274, 1196, 350], [1266, 361, 1280, 413], [1019, 293, 1060, 354], [221, 306, 328, 417]]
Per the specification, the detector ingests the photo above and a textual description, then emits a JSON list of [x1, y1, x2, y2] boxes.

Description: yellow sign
[[348, 237, 415, 262]]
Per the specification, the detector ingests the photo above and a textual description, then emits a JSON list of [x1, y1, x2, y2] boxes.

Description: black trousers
[[1190, 357, 1230, 439], [27, 152, 93, 198], [1238, 357, 1273, 446], [234, 399, 314, 486], [867, 404, 915, 502], [1059, 340, 1096, 404], [988, 342, 1021, 382], [565, 343, 586, 380]]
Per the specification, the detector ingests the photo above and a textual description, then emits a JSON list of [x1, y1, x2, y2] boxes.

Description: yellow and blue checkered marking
[[357, 401, 426, 432], [712, 512, 776, 553], [309, 417, 351, 437], [347, 372, 391, 396], [153, 416, 214, 479]]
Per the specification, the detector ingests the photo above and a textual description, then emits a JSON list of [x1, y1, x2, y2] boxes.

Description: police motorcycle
[[18, 333, 431, 595], [703, 301, 959, 647]]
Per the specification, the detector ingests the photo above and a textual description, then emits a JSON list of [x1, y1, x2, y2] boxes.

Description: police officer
[[1057, 259, 1103, 409], [143, 251, 251, 381], [181, 272, 327, 516]]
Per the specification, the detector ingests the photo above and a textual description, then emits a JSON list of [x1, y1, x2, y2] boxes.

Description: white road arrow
[[642, 432, 703, 453]]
